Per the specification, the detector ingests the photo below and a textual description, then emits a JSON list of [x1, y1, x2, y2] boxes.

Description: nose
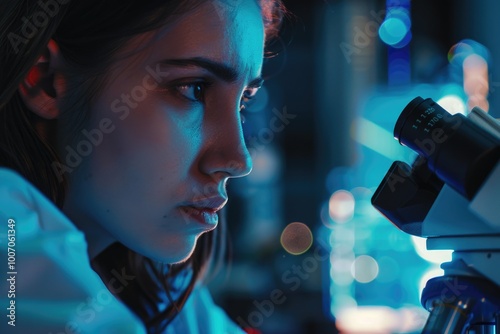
[[198, 105, 253, 179]]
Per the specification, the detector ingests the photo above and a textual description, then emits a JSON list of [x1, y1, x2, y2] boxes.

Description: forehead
[[129, 1, 265, 79]]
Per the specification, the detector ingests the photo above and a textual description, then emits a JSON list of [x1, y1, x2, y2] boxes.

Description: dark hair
[[0, 0, 284, 332]]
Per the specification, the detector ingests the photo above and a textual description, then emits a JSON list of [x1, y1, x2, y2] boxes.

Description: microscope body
[[419, 164, 500, 334], [423, 161, 500, 282], [371, 97, 500, 333]]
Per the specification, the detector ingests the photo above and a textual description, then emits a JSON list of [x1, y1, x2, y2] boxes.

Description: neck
[[61, 207, 116, 260]]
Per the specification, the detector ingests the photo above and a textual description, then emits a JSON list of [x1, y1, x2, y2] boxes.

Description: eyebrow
[[158, 57, 264, 88]]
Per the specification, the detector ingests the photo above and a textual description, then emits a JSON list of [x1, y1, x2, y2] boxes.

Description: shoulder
[[0, 167, 77, 235], [0, 167, 146, 333]]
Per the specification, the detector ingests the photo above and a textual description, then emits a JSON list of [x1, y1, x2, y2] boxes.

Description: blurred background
[[208, 0, 500, 333]]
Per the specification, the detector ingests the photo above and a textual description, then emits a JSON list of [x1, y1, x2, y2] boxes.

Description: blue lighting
[[382, 1, 412, 86], [379, 7, 412, 48], [388, 47, 411, 86], [379, 17, 407, 45]]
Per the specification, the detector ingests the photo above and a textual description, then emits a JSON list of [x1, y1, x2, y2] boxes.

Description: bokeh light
[[379, 18, 407, 45], [331, 258, 355, 286], [447, 39, 491, 112], [280, 222, 313, 255], [379, 8, 412, 48], [463, 54, 490, 111], [351, 255, 379, 283], [336, 306, 398, 333], [328, 190, 355, 223], [436, 95, 467, 115], [448, 39, 490, 66]]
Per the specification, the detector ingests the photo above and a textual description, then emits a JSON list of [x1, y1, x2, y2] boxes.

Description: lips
[[178, 195, 227, 228], [190, 195, 228, 212]]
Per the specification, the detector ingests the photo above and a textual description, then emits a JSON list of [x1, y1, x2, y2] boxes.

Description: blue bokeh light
[[379, 8, 412, 47], [379, 18, 407, 45]]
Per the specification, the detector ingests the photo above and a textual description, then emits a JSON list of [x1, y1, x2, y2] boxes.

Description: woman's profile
[[0, 1, 285, 333]]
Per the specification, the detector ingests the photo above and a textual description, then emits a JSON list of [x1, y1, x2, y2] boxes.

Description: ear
[[18, 39, 66, 120]]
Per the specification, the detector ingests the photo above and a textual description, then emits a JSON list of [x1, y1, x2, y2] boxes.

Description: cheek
[[74, 93, 204, 204], [91, 90, 188, 158], [113, 99, 203, 173]]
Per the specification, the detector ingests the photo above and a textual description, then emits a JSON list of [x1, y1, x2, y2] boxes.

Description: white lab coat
[[0, 167, 245, 334]]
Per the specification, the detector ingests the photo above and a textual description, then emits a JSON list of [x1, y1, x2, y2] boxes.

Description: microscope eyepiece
[[394, 97, 452, 152], [394, 96, 499, 199]]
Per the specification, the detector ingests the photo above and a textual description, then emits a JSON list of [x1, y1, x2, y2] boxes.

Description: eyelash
[[171, 82, 259, 112], [174, 82, 208, 103], [240, 88, 258, 112]]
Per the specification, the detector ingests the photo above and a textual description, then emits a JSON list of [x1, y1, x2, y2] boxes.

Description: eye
[[175, 82, 206, 102], [240, 87, 259, 112]]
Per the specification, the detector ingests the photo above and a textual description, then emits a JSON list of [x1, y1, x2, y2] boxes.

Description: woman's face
[[62, 1, 264, 263]]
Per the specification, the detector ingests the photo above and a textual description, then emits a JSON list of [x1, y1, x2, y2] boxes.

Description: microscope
[[371, 97, 500, 334]]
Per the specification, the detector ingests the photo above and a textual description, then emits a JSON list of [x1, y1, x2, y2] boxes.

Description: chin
[[146, 235, 199, 264]]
